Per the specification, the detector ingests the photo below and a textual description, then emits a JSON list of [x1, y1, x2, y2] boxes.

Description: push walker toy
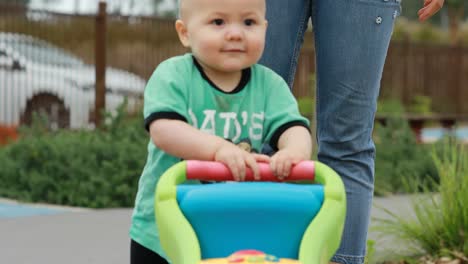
[[155, 160, 346, 264]]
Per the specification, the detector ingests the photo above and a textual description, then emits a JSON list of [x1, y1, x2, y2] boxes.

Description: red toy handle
[[186, 160, 315, 182]]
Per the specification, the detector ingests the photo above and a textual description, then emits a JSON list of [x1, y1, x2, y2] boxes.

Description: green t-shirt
[[129, 53, 309, 257]]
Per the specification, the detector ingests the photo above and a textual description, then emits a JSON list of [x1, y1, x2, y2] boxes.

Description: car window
[[3, 38, 84, 67]]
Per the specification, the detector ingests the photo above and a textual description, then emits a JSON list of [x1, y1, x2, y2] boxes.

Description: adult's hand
[[418, 0, 445, 21]]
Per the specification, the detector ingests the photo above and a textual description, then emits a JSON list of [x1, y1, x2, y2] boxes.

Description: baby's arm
[[149, 119, 269, 180], [270, 126, 312, 179]]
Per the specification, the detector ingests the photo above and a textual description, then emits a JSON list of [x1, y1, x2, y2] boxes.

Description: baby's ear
[[175, 20, 190, 48]]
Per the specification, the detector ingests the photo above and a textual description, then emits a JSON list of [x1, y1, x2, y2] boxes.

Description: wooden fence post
[[401, 36, 410, 105], [95, 1, 107, 127], [455, 45, 463, 114]]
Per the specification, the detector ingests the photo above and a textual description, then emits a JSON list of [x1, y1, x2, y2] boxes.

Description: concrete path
[[0, 195, 423, 264], [370, 195, 424, 262]]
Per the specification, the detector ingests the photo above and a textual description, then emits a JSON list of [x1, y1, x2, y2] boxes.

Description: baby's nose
[[225, 25, 243, 40]]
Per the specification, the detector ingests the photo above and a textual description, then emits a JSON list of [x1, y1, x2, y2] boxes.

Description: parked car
[[0, 32, 146, 129]]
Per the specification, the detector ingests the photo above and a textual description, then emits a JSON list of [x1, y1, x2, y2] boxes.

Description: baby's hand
[[214, 142, 270, 181], [270, 148, 305, 180]]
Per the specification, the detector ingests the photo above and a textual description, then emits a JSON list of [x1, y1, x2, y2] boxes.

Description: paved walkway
[[370, 195, 422, 262], [0, 195, 421, 264]]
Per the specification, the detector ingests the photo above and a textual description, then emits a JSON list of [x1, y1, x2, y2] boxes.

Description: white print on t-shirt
[[189, 109, 264, 142]]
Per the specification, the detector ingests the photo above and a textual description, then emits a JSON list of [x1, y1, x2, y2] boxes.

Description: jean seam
[[287, 0, 311, 88], [355, 0, 400, 8], [331, 253, 366, 264]]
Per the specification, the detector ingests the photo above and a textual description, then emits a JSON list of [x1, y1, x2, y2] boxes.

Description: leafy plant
[[377, 98, 406, 115], [376, 138, 468, 261], [0, 102, 148, 208], [373, 116, 438, 196], [297, 97, 315, 119], [365, 240, 376, 264], [408, 95, 432, 114], [378, 95, 432, 116]]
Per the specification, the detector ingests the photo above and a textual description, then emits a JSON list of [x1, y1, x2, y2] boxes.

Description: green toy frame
[[155, 160, 346, 264]]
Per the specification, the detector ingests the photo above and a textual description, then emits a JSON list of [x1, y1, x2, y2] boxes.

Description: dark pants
[[130, 240, 168, 264]]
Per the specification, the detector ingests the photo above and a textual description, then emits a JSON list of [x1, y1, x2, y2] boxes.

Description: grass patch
[[375, 137, 468, 262]]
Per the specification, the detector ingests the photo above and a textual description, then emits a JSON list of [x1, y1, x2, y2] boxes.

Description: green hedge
[[0, 102, 448, 207], [374, 116, 439, 195], [0, 106, 148, 208], [376, 139, 468, 262]]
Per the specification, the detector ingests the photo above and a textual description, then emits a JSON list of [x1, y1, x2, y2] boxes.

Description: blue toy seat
[[176, 182, 324, 259]]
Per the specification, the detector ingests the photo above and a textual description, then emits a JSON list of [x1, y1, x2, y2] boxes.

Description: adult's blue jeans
[[259, 0, 400, 263]]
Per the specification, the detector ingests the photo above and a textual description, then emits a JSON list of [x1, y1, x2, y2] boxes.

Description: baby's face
[[177, 0, 267, 73]]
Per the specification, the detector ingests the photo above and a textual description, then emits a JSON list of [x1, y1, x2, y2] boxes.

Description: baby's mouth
[[222, 48, 245, 53]]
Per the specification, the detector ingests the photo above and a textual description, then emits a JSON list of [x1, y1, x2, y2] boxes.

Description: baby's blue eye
[[212, 19, 224, 26], [244, 19, 255, 26]]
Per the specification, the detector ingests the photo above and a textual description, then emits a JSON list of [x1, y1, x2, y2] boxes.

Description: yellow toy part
[[200, 250, 300, 264]]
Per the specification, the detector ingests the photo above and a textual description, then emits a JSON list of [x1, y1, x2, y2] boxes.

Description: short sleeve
[[143, 58, 190, 131], [263, 71, 310, 149]]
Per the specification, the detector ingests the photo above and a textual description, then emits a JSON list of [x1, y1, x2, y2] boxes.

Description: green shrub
[[377, 98, 406, 115], [391, 18, 449, 45], [376, 138, 468, 261], [0, 103, 148, 208], [408, 95, 432, 114], [364, 240, 376, 264], [374, 97, 439, 195], [373, 117, 438, 195], [378, 95, 432, 115], [297, 97, 315, 119], [297, 74, 316, 120]]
